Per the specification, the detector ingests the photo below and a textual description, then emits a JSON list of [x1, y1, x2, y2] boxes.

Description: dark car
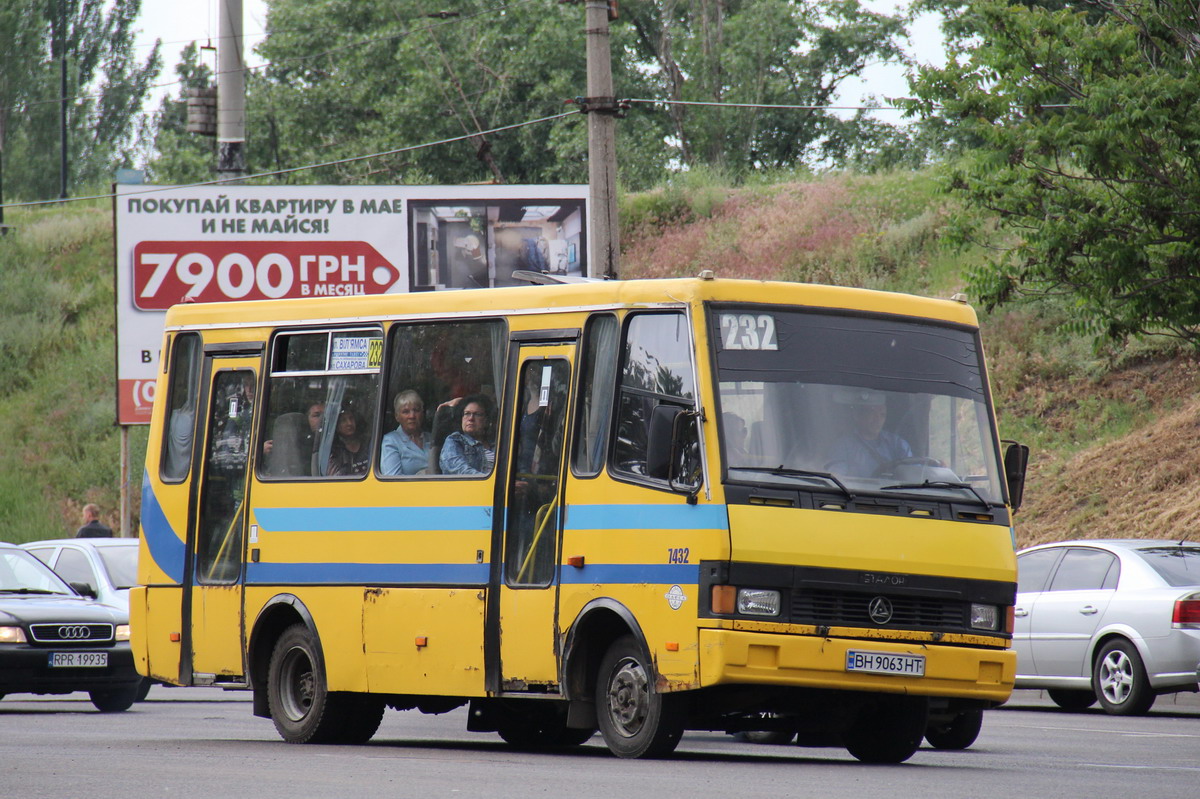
[[0, 542, 141, 711]]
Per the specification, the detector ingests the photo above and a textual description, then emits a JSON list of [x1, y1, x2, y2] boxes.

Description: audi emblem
[[57, 625, 91, 640], [867, 596, 894, 625]]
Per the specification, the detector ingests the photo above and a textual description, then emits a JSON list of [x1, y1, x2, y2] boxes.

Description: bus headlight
[[970, 603, 999, 631], [737, 589, 781, 617]]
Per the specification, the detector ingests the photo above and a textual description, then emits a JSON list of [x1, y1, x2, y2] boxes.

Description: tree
[[143, 44, 217, 185], [0, 0, 160, 203], [164, 0, 912, 188], [907, 0, 1200, 345]]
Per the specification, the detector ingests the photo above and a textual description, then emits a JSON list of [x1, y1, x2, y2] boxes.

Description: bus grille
[[792, 590, 967, 631]]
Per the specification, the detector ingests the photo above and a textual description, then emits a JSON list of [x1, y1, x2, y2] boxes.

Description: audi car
[[0, 542, 142, 711], [1014, 539, 1200, 715]]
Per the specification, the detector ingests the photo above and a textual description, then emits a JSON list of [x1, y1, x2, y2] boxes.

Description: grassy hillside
[[1, 170, 1195, 546]]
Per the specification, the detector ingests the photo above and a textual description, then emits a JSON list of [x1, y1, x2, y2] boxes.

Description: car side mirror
[[1003, 441, 1029, 512], [70, 581, 98, 599]]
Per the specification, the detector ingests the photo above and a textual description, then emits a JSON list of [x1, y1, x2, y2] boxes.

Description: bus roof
[[160, 276, 980, 331]]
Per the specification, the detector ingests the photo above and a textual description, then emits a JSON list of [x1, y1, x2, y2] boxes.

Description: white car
[[1014, 539, 1200, 714], [21, 538, 138, 612]]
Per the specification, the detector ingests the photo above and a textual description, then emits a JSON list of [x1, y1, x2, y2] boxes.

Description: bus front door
[[184, 356, 258, 683], [496, 346, 574, 690]]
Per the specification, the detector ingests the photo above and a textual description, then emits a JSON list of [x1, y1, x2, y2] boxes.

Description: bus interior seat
[[426, 401, 460, 475]]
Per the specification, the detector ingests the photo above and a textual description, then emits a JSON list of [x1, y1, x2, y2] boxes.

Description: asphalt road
[[2, 688, 1198, 799]]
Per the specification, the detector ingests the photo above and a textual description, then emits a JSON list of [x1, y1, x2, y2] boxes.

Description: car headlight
[[115, 624, 131, 642], [0, 626, 28, 644], [737, 588, 781, 617], [970, 603, 999, 631]]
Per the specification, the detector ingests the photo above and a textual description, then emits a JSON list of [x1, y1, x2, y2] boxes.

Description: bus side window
[[161, 332, 202, 482], [611, 312, 697, 483], [572, 313, 618, 476]]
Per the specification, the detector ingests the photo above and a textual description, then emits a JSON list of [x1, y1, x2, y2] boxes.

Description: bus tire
[[595, 635, 684, 759], [1047, 689, 1096, 711], [89, 683, 139, 712], [268, 623, 377, 744], [923, 708, 983, 750], [843, 694, 928, 764]]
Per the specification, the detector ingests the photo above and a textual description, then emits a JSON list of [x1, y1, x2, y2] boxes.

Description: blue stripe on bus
[[140, 471, 185, 584], [245, 562, 490, 584], [565, 504, 728, 531], [240, 561, 696, 586], [558, 563, 699, 584], [253, 505, 494, 533]]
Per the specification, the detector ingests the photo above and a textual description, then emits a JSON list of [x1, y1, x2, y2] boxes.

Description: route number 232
[[718, 313, 778, 351]]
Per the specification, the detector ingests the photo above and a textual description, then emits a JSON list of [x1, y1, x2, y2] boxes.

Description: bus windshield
[[712, 305, 1005, 506]]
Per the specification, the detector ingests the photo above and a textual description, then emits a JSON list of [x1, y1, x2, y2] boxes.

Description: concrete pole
[[217, 0, 246, 179], [585, 1, 619, 280]]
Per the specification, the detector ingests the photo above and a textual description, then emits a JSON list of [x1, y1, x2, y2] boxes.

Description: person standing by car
[[75, 504, 113, 538]]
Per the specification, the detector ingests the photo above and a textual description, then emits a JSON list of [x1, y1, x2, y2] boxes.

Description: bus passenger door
[[185, 356, 258, 682], [497, 346, 574, 690]]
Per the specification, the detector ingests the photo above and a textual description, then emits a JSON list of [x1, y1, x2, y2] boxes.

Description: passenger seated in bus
[[823, 389, 911, 476], [380, 390, 429, 475], [327, 409, 370, 476], [439, 395, 495, 475]]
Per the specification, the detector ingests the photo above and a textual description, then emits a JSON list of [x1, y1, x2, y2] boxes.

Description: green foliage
[[907, 0, 1200, 347], [0, 203, 147, 542], [0, 0, 161, 201], [144, 0, 921, 187]]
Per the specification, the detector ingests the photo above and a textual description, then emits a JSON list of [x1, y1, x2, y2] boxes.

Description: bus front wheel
[[843, 694, 928, 763], [268, 623, 383, 744], [595, 635, 684, 759]]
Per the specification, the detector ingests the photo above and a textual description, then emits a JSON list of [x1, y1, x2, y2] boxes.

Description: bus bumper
[[698, 628, 1015, 703]]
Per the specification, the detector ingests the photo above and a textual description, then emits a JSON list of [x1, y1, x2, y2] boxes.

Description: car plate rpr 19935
[[845, 650, 925, 677], [48, 652, 108, 668]]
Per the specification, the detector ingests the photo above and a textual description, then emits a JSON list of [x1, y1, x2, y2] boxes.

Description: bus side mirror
[[1003, 441, 1029, 512], [646, 405, 680, 480]]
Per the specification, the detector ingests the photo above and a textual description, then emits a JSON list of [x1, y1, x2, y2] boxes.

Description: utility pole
[[583, 1, 620, 280], [217, 0, 246, 180], [55, 0, 69, 199]]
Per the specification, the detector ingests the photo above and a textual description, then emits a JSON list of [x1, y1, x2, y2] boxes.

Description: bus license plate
[[49, 652, 108, 668], [846, 650, 925, 677]]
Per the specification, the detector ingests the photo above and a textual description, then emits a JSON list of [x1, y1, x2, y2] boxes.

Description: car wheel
[[595, 635, 685, 759], [268, 623, 383, 744], [1046, 689, 1096, 711], [844, 694, 928, 763], [924, 708, 983, 750], [1093, 638, 1156, 716], [135, 677, 153, 702], [90, 683, 139, 712]]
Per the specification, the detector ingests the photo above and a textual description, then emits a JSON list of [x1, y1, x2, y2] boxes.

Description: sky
[[132, 0, 945, 127]]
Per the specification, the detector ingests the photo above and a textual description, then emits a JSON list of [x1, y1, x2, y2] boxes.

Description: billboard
[[114, 184, 589, 424]]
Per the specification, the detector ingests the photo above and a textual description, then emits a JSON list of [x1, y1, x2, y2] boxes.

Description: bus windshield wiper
[[730, 465, 855, 499], [880, 480, 991, 507]]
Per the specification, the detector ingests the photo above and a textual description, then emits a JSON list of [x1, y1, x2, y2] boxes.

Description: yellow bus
[[132, 275, 1027, 762]]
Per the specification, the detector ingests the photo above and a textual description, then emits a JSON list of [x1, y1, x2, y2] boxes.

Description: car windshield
[[0, 549, 75, 594], [712, 305, 1005, 506], [1136, 545, 1200, 587], [96, 545, 138, 589]]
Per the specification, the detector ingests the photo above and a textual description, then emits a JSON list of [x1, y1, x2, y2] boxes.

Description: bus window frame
[[607, 309, 704, 495], [569, 312, 619, 480], [258, 325, 384, 483], [159, 331, 204, 484]]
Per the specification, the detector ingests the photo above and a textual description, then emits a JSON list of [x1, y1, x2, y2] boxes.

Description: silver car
[[1014, 539, 1200, 715], [21, 539, 138, 612]]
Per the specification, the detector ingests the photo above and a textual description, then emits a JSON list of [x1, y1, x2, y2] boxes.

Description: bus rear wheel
[[843, 694, 928, 763], [268, 623, 383, 744], [595, 635, 684, 759]]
